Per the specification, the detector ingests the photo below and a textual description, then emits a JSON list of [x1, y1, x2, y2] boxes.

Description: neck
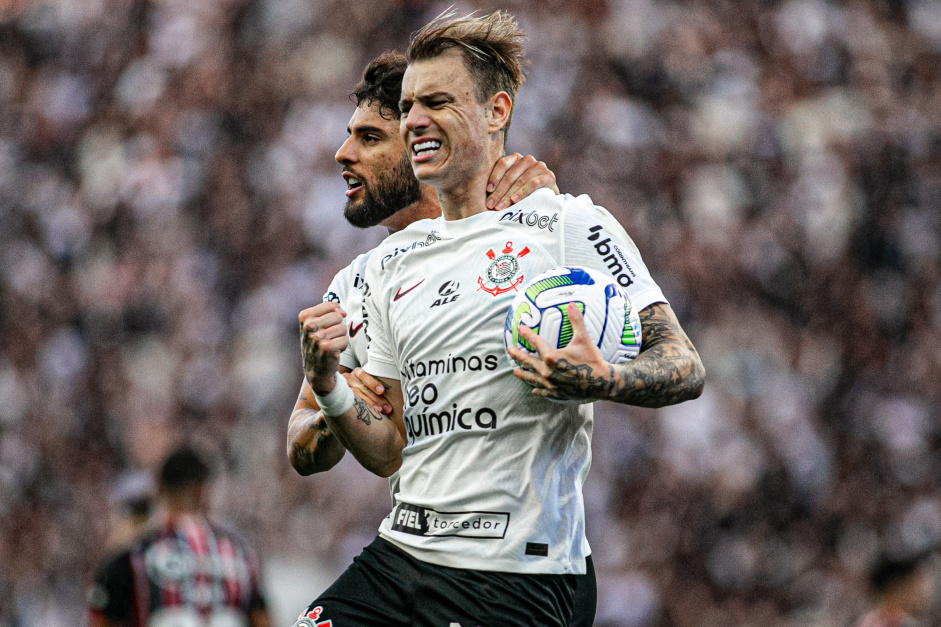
[[381, 184, 441, 234], [437, 169, 490, 220], [436, 139, 504, 221]]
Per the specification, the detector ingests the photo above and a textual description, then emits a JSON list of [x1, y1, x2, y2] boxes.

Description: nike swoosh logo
[[348, 321, 365, 337], [393, 279, 425, 302]]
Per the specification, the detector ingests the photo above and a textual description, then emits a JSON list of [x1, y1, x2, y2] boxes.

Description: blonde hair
[[407, 9, 526, 140]]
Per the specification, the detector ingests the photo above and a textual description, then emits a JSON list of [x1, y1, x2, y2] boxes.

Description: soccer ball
[[504, 266, 642, 367]]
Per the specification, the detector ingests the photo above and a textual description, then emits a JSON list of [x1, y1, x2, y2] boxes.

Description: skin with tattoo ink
[[510, 302, 705, 407]]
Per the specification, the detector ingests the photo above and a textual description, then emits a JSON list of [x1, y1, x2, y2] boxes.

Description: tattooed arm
[[509, 302, 705, 407], [299, 303, 406, 477], [288, 369, 397, 476], [287, 376, 349, 476], [315, 375, 406, 477]]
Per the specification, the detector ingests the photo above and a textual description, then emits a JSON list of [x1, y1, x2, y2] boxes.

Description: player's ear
[[488, 92, 512, 135]]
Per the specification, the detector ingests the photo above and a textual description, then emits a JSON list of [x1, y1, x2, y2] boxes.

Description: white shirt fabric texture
[[323, 248, 374, 370], [361, 189, 667, 575]]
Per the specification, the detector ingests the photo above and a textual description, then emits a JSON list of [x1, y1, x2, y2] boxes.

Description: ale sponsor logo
[[431, 280, 460, 307]]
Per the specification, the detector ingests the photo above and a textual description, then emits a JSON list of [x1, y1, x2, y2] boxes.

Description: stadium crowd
[[0, 0, 939, 625]]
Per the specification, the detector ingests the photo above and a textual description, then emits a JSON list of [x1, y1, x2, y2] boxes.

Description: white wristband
[[312, 373, 355, 417]]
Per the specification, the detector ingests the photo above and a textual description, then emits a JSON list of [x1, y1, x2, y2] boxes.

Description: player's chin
[[411, 151, 449, 181]]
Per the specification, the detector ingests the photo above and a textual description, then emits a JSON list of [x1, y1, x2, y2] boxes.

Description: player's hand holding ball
[[505, 267, 642, 402], [299, 303, 349, 394]]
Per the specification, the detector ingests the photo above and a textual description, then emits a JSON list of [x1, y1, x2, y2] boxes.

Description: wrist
[[313, 373, 355, 417], [309, 373, 336, 395], [597, 362, 618, 399]]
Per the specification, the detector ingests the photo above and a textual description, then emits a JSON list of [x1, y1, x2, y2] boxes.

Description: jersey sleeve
[[323, 265, 359, 371], [561, 195, 667, 313], [88, 550, 134, 625], [361, 255, 400, 381]]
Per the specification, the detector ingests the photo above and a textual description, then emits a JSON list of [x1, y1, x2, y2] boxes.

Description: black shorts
[[297, 537, 594, 627]]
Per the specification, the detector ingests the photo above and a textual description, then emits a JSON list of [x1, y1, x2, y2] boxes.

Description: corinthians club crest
[[293, 607, 332, 627], [478, 241, 530, 297]]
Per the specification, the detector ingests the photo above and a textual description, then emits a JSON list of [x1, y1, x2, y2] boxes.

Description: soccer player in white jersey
[[286, 53, 557, 475], [287, 53, 602, 626], [298, 12, 705, 627]]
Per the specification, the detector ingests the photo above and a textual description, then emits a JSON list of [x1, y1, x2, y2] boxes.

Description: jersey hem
[[378, 532, 587, 576]]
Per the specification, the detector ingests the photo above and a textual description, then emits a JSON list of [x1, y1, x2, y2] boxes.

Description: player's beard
[[343, 154, 422, 228]]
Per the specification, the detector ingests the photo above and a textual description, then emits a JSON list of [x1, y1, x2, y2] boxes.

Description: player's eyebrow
[[348, 124, 387, 136], [399, 91, 452, 111], [417, 91, 451, 102]]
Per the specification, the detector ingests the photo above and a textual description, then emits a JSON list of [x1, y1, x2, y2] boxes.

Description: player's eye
[[430, 100, 447, 108], [363, 135, 379, 144]]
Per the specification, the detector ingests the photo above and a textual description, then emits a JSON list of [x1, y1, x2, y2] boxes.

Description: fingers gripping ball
[[504, 266, 642, 366]]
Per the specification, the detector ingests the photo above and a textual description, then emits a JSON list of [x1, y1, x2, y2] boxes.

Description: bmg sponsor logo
[[391, 502, 509, 539], [587, 225, 636, 287]]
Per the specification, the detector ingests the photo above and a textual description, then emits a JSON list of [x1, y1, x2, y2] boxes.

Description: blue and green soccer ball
[[504, 266, 642, 367]]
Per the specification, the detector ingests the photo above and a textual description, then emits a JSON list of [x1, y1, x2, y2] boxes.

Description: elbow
[[684, 352, 706, 402], [288, 442, 337, 476], [372, 456, 402, 478], [288, 448, 317, 476]]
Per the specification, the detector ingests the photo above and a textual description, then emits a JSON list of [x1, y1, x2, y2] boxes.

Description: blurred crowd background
[[1, 0, 940, 625]]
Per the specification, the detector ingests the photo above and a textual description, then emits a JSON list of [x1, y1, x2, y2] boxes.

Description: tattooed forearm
[[545, 360, 615, 401], [352, 397, 383, 426], [611, 303, 705, 407], [545, 303, 705, 407]]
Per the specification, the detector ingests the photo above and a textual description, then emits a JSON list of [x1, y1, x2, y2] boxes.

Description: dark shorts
[[297, 537, 594, 627], [572, 554, 596, 627]]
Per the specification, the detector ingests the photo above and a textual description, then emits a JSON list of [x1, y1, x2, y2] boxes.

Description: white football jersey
[[321, 220, 441, 511], [363, 189, 667, 575], [322, 220, 443, 369], [322, 250, 372, 370]]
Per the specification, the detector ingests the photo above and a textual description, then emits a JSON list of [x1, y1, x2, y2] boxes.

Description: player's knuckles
[[321, 325, 348, 340], [303, 303, 340, 318], [324, 338, 347, 353]]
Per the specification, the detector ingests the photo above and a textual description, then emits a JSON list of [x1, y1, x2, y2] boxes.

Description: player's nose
[[403, 105, 430, 135], [335, 136, 357, 165]]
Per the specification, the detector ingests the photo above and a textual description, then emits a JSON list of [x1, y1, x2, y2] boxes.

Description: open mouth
[[412, 139, 442, 159], [343, 173, 363, 197]]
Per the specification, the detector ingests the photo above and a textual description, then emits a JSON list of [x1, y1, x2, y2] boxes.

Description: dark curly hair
[[352, 51, 408, 120]]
